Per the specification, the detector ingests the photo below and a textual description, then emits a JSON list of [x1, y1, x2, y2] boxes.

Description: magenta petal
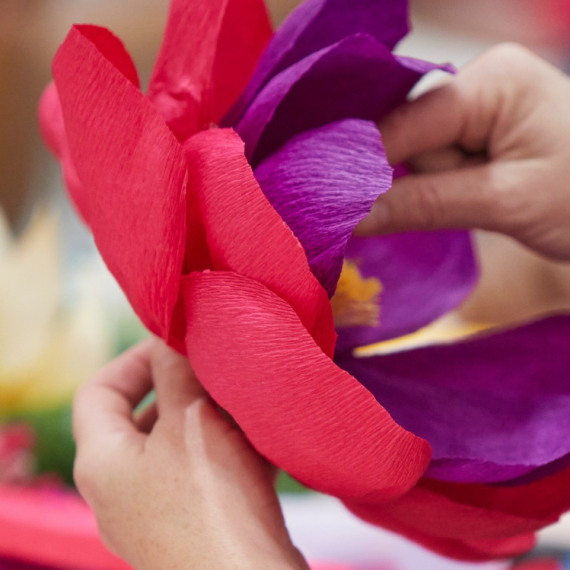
[[254, 119, 392, 297], [336, 316, 570, 484], [335, 231, 477, 351], [225, 0, 410, 125], [235, 34, 448, 166]]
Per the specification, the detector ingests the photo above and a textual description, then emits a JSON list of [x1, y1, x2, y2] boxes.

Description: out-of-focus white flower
[[0, 209, 112, 414]]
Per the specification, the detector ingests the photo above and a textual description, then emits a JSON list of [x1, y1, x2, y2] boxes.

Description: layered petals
[[335, 231, 477, 350], [52, 26, 188, 341], [345, 459, 570, 560], [236, 34, 451, 166], [148, 0, 272, 141], [346, 494, 537, 561], [225, 0, 410, 124], [337, 316, 570, 483], [254, 119, 392, 297], [182, 271, 431, 501], [183, 128, 336, 356]]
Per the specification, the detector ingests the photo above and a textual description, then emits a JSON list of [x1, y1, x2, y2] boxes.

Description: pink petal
[[183, 128, 336, 356], [53, 26, 187, 341], [182, 271, 431, 501]]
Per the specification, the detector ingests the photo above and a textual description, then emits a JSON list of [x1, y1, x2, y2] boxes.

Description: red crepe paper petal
[[421, 461, 570, 524], [148, 0, 272, 141], [351, 487, 545, 542], [346, 497, 536, 561], [0, 486, 127, 570], [182, 271, 431, 501], [72, 25, 140, 88], [211, 0, 273, 125], [345, 464, 570, 555], [53, 26, 188, 341], [183, 128, 336, 356]]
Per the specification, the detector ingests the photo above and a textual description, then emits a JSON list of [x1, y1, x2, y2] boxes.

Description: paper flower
[[39, 0, 570, 562]]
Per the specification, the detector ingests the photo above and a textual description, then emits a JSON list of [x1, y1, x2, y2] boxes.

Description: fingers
[[380, 43, 541, 166], [73, 339, 154, 451], [380, 82, 470, 166], [151, 340, 208, 418], [135, 401, 158, 433], [407, 146, 487, 174], [356, 163, 510, 235], [360, 44, 562, 237]]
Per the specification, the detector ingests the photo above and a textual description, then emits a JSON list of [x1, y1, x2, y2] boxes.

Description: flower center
[[330, 261, 382, 328]]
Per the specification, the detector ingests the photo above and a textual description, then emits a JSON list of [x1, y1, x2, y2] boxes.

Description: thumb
[[356, 162, 511, 235], [152, 340, 208, 418]]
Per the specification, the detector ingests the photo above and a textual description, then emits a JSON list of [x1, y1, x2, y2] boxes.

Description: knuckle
[[73, 454, 95, 496], [414, 178, 446, 229], [486, 172, 531, 231], [469, 43, 539, 89], [97, 528, 117, 555], [73, 450, 110, 500], [482, 42, 533, 69]]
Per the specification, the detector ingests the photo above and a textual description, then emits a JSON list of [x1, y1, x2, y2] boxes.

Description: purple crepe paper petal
[[235, 34, 451, 167], [335, 231, 477, 351], [495, 452, 570, 487], [224, 0, 410, 125], [254, 118, 392, 297], [336, 316, 570, 484]]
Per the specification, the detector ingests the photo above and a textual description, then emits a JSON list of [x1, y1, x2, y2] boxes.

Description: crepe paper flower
[[38, 0, 570, 562]]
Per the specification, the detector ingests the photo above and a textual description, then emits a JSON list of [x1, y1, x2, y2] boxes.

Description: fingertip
[[72, 340, 155, 452], [151, 337, 189, 373]]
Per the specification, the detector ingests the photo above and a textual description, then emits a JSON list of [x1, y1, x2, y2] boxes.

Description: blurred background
[[1, 0, 570, 569]]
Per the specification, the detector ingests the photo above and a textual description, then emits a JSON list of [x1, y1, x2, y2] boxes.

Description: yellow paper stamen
[[355, 314, 492, 357], [331, 260, 382, 328]]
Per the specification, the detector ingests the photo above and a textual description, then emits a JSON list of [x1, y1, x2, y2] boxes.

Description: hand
[[73, 339, 308, 570], [357, 43, 570, 261]]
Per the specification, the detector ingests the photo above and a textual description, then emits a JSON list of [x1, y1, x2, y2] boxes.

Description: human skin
[[357, 43, 570, 262], [73, 339, 308, 570]]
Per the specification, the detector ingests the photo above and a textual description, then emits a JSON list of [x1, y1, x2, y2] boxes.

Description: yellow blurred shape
[[0, 210, 110, 413], [355, 314, 491, 357], [331, 261, 382, 328]]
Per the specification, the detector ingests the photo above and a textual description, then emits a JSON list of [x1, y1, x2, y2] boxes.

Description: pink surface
[[0, 486, 127, 570]]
